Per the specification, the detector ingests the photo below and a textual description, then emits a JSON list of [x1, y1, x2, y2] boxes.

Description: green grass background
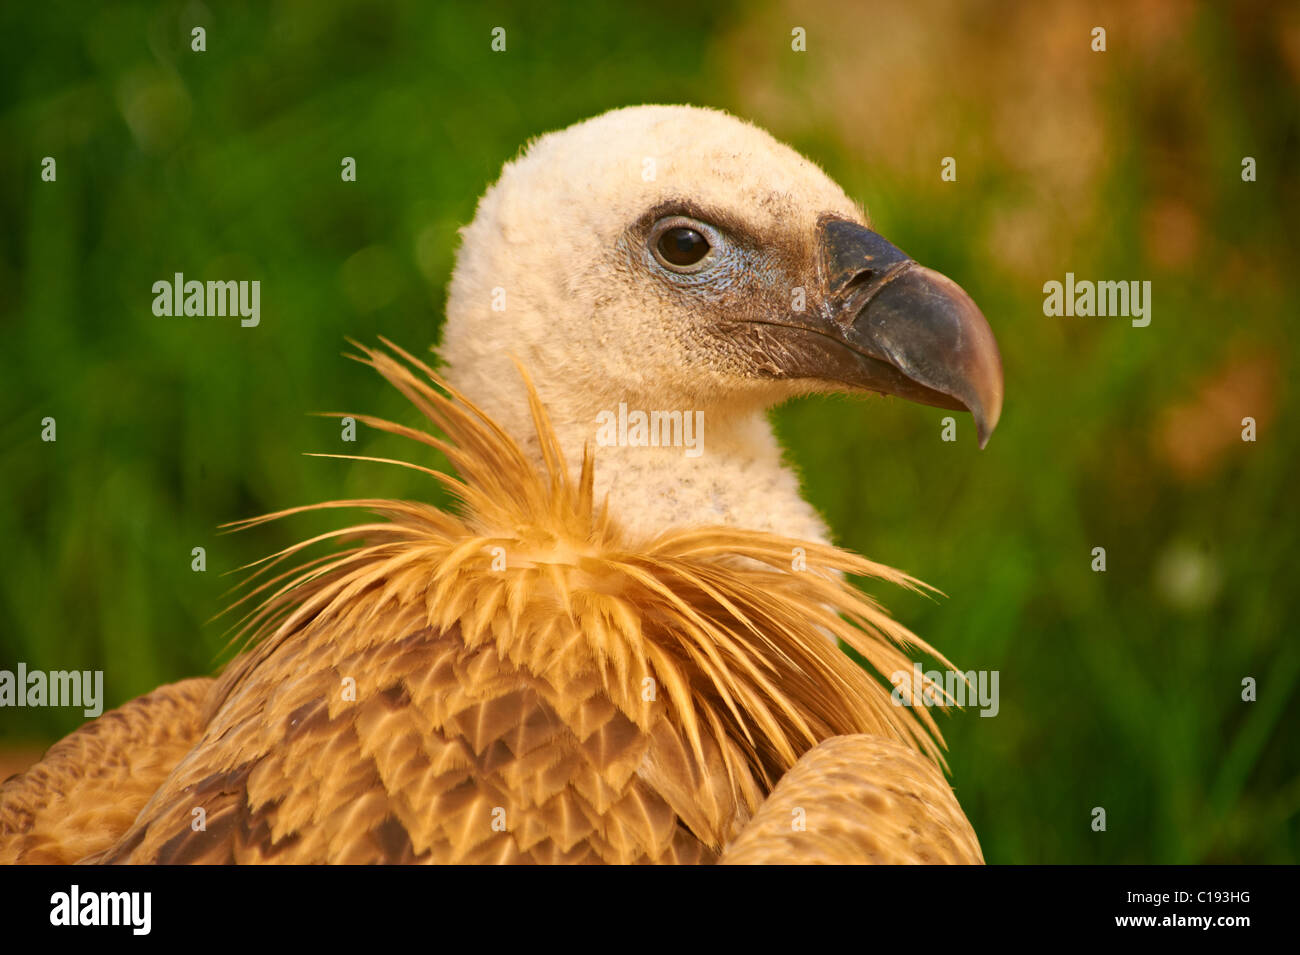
[[1, 0, 1297, 863]]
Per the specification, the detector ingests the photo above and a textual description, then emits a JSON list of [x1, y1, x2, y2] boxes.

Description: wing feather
[[0, 678, 213, 864], [721, 734, 984, 865]]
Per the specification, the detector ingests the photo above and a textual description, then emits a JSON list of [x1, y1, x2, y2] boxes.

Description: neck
[[442, 363, 830, 545], [556, 411, 831, 545]]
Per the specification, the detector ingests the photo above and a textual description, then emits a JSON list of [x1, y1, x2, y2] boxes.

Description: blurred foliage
[[1, 0, 1296, 863]]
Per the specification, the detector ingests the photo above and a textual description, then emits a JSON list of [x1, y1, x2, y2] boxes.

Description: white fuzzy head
[[436, 105, 1001, 543], [440, 105, 866, 431]]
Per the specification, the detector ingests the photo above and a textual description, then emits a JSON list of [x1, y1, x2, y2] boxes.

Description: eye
[[655, 225, 712, 268]]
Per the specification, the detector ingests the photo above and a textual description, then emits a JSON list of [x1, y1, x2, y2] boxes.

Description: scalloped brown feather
[[721, 735, 983, 864], [0, 341, 980, 864], [0, 678, 213, 864]]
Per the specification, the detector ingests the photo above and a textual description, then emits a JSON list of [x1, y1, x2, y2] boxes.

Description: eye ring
[[649, 216, 717, 272]]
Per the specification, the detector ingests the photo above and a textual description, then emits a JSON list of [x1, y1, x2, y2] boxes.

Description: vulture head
[[443, 104, 1004, 541]]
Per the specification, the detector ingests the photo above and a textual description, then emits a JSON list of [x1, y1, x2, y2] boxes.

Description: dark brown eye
[[657, 226, 710, 266]]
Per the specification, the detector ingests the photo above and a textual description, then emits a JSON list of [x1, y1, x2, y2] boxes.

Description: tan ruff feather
[[3, 339, 976, 865]]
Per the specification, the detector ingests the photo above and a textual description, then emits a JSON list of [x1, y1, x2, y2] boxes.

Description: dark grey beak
[[820, 217, 1004, 447], [823, 218, 1005, 446], [761, 217, 1004, 447]]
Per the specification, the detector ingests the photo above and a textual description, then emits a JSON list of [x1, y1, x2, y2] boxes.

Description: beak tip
[[973, 393, 1002, 449]]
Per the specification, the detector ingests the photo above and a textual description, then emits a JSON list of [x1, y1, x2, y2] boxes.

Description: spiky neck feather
[[215, 342, 953, 849]]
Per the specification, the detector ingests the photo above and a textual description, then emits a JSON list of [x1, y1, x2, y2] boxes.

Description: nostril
[[835, 267, 883, 322], [840, 268, 876, 295]]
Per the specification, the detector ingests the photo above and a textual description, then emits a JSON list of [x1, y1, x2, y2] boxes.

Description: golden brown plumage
[[0, 341, 981, 864], [721, 735, 982, 864], [0, 677, 212, 864]]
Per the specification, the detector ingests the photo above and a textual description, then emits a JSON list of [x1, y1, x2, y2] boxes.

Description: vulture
[[0, 105, 1002, 865]]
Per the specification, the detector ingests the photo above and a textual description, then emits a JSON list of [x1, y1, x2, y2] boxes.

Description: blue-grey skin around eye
[[641, 220, 790, 301]]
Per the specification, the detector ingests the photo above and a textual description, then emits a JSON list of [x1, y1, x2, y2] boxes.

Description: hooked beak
[[761, 217, 1004, 447]]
